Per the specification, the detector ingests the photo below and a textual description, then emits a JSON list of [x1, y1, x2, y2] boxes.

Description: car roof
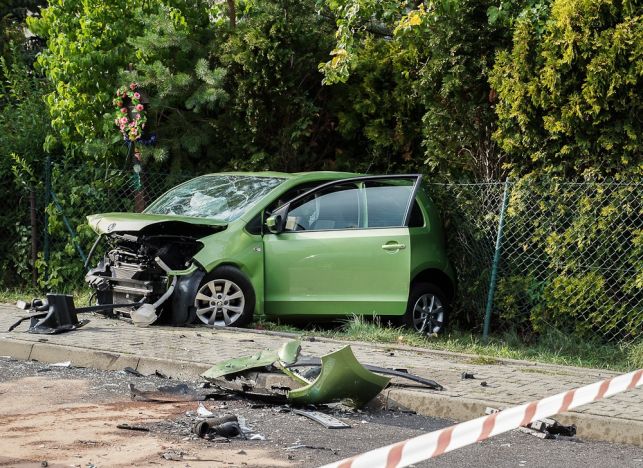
[[197, 171, 362, 180]]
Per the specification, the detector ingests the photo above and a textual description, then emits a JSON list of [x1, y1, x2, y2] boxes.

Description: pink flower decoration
[[120, 117, 128, 124], [120, 107, 128, 114], [135, 104, 144, 111], [129, 82, 137, 90], [133, 92, 141, 99], [120, 124, 126, 130], [135, 114, 141, 119]]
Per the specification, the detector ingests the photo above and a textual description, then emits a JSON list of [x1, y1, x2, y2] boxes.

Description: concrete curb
[[1, 337, 641, 448]]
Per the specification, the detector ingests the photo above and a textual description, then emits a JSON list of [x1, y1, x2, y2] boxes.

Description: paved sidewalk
[[0, 303, 641, 447]]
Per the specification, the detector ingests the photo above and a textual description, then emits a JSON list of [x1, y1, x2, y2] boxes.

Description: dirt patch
[[0, 376, 288, 467]]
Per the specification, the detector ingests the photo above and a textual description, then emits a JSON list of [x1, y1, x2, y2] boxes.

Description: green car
[[85, 172, 455, 333]]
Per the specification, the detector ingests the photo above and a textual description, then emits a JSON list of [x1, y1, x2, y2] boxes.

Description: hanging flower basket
[[113, 82, 147, 142]]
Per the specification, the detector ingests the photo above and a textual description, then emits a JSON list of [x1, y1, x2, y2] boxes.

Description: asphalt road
[[0, 357, 641, 467]]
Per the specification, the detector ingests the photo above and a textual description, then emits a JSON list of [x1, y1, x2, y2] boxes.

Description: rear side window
[[364, 180, 414, 228], [408, 200, 425, 228]]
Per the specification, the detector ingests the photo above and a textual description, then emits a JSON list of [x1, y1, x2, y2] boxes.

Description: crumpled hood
[[87, 212, 227, 235]]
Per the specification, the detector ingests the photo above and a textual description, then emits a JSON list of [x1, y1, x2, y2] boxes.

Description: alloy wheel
[[194, 279, 245, 326], [412, 293, 444, 334]]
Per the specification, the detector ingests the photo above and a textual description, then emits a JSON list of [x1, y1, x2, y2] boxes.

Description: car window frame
[[267, 174, 422, 233]]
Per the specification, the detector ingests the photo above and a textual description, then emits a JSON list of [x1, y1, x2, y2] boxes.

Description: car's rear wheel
[[194, 266, 254, 327], [404, 283, 447, 334]]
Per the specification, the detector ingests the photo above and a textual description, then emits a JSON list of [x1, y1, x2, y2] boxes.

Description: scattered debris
[[285, 443, 332, 451], [202, 340, 442, 408], [123, 367, 143, 377], [461, 372, 475, 379], [480, 381, 488, 387], [50, 361, 71, 367], [161, 450, 184, 461], [192, 417, 244, 439], [288, 358, 442, 390], [485, 407, 578, 441], [129, 383, 207, 402], [197, 402, 215, 417], [116, 423, 150, 432], [292, 409, 351, 429], [154, 370, 169, 379]]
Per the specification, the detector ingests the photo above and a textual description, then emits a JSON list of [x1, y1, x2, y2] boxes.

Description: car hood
[[87, 212, 227, 234]]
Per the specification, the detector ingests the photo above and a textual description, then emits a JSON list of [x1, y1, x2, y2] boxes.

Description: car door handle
[[381, 243, 406, 251]]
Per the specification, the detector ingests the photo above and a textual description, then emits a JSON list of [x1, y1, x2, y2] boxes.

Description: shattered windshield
[[145, 175, 285, 221]]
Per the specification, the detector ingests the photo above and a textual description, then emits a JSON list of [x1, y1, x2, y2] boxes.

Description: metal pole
[[29, 187, 38, 285], [43, 156, 51, 282], [483, 179, 510, 340]]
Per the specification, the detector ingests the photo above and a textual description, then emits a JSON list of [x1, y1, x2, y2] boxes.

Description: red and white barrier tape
[[321, 369, 642, 468]]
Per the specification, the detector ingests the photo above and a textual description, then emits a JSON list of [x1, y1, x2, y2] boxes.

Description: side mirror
[[265, 214, 282, 234]]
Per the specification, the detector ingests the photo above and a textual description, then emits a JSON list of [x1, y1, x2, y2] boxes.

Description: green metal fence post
[[483, 179, 511, 340], [43, 156, 51, 282]]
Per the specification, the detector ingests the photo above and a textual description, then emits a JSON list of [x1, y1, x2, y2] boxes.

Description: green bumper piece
[[201, 340, 301, 380], [287, 346, 390, 408]]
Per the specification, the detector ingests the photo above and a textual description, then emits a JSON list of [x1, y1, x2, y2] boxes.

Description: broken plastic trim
[[287, 357, 443, 391], [287, 346, 390, 407], [201, 340, 301, 380], [202, 340, 394, 407]]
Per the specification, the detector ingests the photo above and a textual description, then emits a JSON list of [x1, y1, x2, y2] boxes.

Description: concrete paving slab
[[0, 303, 641, 447]]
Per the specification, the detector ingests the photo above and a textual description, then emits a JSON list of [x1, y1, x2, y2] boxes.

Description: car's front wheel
[[404, 283, 447, 334], [194, 266, 255, 327]]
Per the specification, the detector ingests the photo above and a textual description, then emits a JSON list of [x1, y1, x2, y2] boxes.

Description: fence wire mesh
[[431, 180, 642, 343], [31, 162, 643, 343]]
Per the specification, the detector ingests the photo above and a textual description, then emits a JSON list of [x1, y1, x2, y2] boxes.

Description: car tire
[[403, 283, 448, 334], [193, 266, 255, 327]]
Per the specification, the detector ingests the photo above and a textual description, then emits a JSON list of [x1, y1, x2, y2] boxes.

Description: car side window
[[408, 200, 425, 228], [285, 183, 360, 231], [364, 180, 415, 228]]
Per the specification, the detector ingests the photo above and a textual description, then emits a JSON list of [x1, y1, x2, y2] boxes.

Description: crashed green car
[[85, 172, 455, 333]]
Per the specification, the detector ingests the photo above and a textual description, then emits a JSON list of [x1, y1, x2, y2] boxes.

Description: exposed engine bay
[[85, 221, 223, 322]]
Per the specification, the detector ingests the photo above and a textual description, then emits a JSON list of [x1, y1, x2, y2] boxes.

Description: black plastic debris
[[129, 383, 207, 402], [192, 415, 244, 439], [117, 423, 150, 432], [485, 407, 578, 441], [10, 294, 142, 334], [123, 367, 144, 377], [10, 295, 89, 334]]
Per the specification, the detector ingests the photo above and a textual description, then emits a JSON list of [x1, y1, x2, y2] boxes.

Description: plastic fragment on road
[[201, 340, 301, 380], [197, 402, 214, 417], [288, 346, 390, 407], [201, 340, 446, 407], [50, 361, 71, 367], [292, 409, 351, 429]]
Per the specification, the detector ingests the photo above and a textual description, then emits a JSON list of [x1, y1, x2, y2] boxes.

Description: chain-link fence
[[432, 180, 642, 343], [20, 160, 643, 343]]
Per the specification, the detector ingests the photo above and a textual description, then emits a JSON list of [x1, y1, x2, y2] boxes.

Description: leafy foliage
[[320, 0, 513, 179], [490, 0, 642, 178], [0, 48, 50, 286]]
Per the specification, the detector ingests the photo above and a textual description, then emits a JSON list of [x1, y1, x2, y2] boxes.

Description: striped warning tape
[[321, 369, 642, 468]]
